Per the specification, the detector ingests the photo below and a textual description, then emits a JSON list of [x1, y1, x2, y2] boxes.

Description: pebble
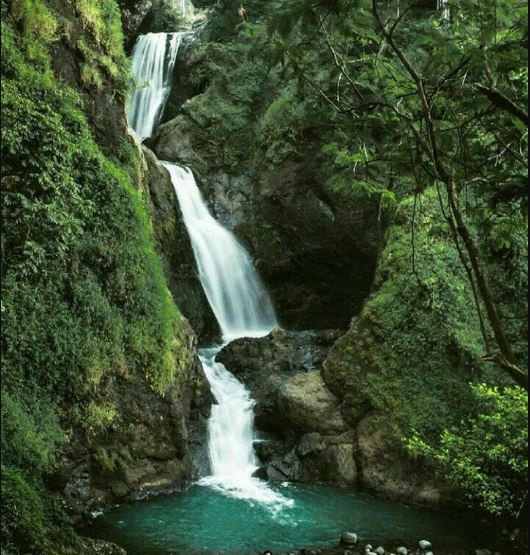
[[475, 551, 492, 555], [365, 546, 373, 552], [419, 540, 433, 550], [340, 532, 358, 546], [375, 548, 385, 555], [396, 549, 408, 555]]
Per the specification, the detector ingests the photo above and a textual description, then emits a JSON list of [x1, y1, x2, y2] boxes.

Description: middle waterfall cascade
[[164, 165, 277, 341], [163, 163, 292, 507], [127, 32, 186, 139]]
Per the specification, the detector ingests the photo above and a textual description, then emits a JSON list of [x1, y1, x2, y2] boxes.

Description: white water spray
[[127, 32, 185, 139], [175, 0, 194, 18], [163, 163, 291, 507]]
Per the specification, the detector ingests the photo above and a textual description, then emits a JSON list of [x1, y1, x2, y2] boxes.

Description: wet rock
[[277, 371, 347, 434], [218, 329, 344, 437], [296, 433, 327, 457], [83, 538, 127, 554], [117, 0, 153, 48], [375, 547, 385, 555], [356, 413, 450, 506], [142, 145, 218, 341], [419, 540, 433, 550], [340, 532, 358, 546], [396, 548, 408, 555]]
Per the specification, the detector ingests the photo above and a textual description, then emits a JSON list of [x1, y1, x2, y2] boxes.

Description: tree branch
[[475, 83, 529, 126]]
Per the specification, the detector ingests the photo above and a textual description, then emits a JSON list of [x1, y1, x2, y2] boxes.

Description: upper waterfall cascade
[[163, 163, 290, 507], [127, 32, 186, 139]]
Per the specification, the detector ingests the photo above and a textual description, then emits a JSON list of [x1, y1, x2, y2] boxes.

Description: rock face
[[142, 145, 219, 340], [151, 112, 383, 332], [218, 329, 357, 487], [218, 328, 453, 504], [356, 414, 446, 506], [118, 0, 153, 49], [56, 315, 211, 522]]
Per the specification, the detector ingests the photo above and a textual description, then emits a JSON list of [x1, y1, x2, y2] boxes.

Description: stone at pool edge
[[340, 532, 358, 546]]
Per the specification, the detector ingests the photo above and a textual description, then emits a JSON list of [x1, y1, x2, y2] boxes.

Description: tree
[[269, 0, 528, 387]]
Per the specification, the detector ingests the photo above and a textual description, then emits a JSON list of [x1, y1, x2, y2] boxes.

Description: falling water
[[437, 0, 450, 21], [163, 163, 290, 507], [164, 165, 277, 341], [175, 0, 194, 18], [127, 33, 185, 139]]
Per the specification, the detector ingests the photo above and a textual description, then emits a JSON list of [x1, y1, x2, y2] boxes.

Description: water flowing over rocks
[[217, 329, 454, 503], [142, 145, 218, 339], [150, 112, 384, 333]]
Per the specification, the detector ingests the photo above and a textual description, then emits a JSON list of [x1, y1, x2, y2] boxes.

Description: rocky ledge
[[218, 329, 451, 506]]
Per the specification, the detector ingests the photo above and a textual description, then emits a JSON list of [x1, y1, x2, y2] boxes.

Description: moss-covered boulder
[[323, 190, 494, 439], [320, 189, 513, 503]]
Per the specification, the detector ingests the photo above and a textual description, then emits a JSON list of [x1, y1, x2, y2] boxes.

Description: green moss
[[11, 0, 58, 49], [148, 0, 184, 33], [80, 62, 104, 90], [325, 189, 489, 439], [1, 4, 189, 549], [1, 466, 52, 552], [93, 447, 119, 473]]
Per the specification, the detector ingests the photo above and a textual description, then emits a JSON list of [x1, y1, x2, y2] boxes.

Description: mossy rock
[[323, 189, 495, 442]]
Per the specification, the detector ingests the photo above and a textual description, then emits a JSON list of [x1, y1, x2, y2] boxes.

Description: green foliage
[[93, 447, 119, 473], [148, 0, 184, 33], [408, 384, 528, 517], [10, 0, 58, 64], [69, 0, 131, 92], [327, 190, 487, 438], [1, 392, 66, 474], [186, 35, 272, 168], [1, 466, 52, 552], [258, 84, 318, 164], [1, 3, 188, 550]]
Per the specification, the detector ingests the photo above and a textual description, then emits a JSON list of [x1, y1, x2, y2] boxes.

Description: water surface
[[85, 483, 492, 554]]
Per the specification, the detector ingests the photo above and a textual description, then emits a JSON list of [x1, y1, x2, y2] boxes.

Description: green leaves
[[2, 7, 186, 548], [408, 384, 528, 516]]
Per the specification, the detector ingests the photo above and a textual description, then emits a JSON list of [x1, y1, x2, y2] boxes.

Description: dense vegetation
[[1, 0, 190, 551], [0, 0, 527, 552], [181, 0, 528, 521]]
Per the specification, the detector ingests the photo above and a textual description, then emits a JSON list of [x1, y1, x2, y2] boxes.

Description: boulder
[[340, 532, 358, 546], [356, 413, 449, 506], [277, 371, 348, 434]]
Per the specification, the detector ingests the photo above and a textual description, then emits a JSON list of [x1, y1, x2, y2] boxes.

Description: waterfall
[[127, 33, 185, 139], [163, 163, 291, 507], [164, 165, 276, 342], [175, 0, 194, 18]]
